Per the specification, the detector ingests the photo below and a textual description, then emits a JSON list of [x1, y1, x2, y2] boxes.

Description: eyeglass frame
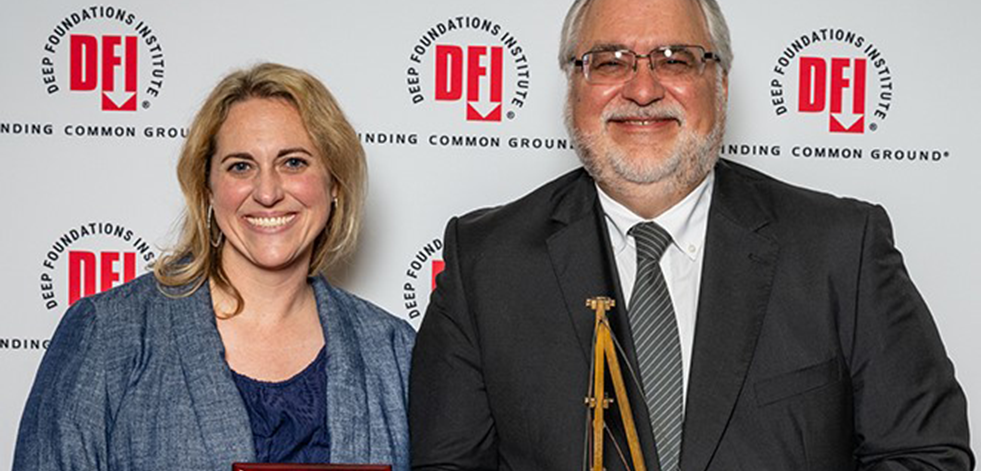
[[569, 44, 720, 84]]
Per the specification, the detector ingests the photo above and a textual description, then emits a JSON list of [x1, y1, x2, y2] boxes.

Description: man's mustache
[[602, 103, 685, 124]]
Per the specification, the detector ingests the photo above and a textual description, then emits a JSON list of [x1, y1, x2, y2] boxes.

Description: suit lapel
[[681, 161, 778, 471], [166, 283, 255, 468], [545, 171, 622, 367], [545, 171, 659, 470]]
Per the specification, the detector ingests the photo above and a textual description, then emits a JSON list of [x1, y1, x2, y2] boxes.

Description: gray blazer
[[14, 273, 414, 471]]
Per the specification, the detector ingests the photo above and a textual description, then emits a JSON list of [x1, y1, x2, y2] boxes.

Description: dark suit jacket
[[410, 160, 973, 471]]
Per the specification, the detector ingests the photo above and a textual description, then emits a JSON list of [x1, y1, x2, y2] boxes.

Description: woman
[[14, 63, 414, 471]]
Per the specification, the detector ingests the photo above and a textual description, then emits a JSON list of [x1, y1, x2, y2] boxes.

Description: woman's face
[[209, 97, 334, 275]]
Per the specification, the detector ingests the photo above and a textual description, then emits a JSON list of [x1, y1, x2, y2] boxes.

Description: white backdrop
[[1, 1, 978, 467]]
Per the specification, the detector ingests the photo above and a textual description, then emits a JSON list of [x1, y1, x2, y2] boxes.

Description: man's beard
[[565, 74, 727, 195]]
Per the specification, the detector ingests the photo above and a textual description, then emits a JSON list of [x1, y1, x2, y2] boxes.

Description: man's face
[[567, 0, 728, 194]]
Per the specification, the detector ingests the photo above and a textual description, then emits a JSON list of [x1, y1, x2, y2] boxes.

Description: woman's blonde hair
[[154, 63, 366, 315]]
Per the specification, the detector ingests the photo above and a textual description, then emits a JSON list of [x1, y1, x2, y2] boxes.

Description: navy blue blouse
[[231, 347, 330, 463]]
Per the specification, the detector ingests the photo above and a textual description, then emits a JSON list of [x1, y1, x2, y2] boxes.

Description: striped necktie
[[627, 221, 683, 471]]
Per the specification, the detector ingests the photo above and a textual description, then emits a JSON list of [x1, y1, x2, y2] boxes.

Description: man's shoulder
[[716, 159, 881, 240], [453, 167, 593, 233], [719, 159, 876, 215]]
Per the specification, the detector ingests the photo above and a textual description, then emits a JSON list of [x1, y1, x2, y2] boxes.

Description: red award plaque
[[232, 464, 391, 471]]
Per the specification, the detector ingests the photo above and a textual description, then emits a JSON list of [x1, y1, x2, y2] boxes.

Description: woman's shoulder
[[312, 276, 415, 340], [89, 272, 163, 305], [84, 271, 167, 312], [59, 272, 185, 351], [39, 273, 177, 398]]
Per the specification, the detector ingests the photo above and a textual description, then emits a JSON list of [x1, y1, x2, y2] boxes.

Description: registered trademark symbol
[[142, 101, 151, 109], [507, 111, 515, 120], [869, 123, 878, 132], [944, 151, 950, 159]]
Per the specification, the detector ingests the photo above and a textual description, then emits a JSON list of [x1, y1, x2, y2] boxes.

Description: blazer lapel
[[681, 161, 778, 471], [166, 283, 255, 468], [315, 277, 371, 463]]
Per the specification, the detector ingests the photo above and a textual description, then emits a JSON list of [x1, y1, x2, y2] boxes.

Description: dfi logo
[[38, 222, 156, 312], [798, 57, 866, 133], [435, 45, 503, 121], [68, 251, 137, 305], [70, 34, 138, 111], [402, 258, 444, 324], [402, 238, 444, 325], [431, 260, 445, 289]]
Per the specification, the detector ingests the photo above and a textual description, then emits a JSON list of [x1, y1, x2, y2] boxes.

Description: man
[[410, 0, 973, 469]]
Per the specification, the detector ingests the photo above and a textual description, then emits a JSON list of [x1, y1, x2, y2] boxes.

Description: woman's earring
[[207, 204, 223, 248]]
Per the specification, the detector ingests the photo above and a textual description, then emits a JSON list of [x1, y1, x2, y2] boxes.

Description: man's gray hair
[[558, 0, 733, 75]]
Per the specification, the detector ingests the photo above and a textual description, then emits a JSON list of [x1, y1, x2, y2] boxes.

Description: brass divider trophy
[[585, 297, 646, 471]]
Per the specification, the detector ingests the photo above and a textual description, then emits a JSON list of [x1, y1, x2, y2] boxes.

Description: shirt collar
[[597, 170, 715, 261]]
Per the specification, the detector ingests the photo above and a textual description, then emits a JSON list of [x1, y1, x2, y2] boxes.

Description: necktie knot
[[629, 221, 673, 262]]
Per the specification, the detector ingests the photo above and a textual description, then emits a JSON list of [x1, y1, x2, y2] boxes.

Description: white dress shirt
[[596, 170, 715, 405]]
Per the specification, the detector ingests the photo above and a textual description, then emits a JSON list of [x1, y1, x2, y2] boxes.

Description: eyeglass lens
[[584, 47, 706, 84]]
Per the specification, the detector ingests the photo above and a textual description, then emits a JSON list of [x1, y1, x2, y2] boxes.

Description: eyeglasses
[[571, 45, 719, 85]]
